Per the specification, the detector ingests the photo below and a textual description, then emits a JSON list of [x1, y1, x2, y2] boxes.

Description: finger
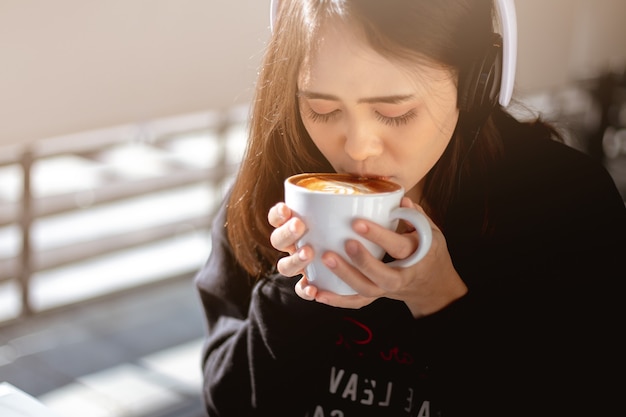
[[352, 219, 418, 261], [320, 247, 386, 298], [270, 217, 307, 253], [268, 202, 291, 228], [314, 288, 376, 309], [401, 197, 441, 233], [400, 196, 415, 209], [344, 239, 409, 293], [294, 276, 318, 301], [276, 245, 313, 277]]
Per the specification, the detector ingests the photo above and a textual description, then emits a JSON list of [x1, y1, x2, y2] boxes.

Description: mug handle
[[385, 207, 433, 268]]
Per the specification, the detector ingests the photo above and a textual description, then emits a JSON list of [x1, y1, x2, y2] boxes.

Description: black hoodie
[[195, 115, 626, 417]]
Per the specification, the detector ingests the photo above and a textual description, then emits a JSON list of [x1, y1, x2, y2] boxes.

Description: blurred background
[[1, 1, 625, 416]]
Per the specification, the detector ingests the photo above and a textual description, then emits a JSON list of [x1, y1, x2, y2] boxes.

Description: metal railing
[[0, 108, 247, 323]]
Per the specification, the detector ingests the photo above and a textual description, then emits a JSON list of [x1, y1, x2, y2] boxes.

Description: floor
[[0, 276, 207, 417]]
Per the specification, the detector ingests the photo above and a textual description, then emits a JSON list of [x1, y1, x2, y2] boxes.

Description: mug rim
[[285, 172, 403, 195]]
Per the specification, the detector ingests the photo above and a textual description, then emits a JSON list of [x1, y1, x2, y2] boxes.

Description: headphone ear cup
[[458, 34, 503, 126]]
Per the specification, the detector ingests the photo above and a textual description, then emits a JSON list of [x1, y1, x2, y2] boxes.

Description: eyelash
[[376, 110, 417, 127], [306, 108, 417, 127], [307, 109, 339, 123]]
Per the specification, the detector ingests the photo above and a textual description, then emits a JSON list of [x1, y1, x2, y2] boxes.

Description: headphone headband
[[269, 0, 516, 107], [270, 0, 279, 32], [493, 0, 517, 107]]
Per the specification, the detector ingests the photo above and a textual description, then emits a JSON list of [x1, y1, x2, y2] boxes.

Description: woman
[[195, 0, 626, 415]]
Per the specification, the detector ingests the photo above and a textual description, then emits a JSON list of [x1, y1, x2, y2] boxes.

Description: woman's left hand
[[309, 197, 468, 317]]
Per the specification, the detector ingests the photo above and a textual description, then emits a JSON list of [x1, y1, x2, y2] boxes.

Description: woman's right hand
[[268, 202, 318, 300]]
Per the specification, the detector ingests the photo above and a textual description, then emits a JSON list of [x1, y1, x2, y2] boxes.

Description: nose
[[344, 122, 383, 161]]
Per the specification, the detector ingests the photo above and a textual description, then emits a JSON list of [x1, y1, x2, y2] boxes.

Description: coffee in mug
[[284, 173, 432, 295], [293, 174, 399, 194]]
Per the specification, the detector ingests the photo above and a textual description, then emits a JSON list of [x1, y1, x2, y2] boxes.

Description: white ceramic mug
[[284, 173, 432, 295]]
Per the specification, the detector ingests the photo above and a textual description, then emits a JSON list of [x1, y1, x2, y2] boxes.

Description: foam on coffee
[[293, 174, 399, 194]]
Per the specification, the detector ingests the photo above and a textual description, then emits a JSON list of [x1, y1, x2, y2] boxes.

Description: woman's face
[[297, 23, 459, 201]]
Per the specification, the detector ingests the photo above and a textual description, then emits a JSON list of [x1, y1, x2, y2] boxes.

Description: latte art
[[298, 179, 373, 194], [293, 174, 399, 194]]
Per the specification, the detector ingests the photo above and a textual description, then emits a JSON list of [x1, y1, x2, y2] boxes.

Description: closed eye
[[307, 108, 340, 123], [375, 110, 417, 127]]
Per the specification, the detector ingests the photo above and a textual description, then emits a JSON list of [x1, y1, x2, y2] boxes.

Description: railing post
[[19, 147, 34, 316]]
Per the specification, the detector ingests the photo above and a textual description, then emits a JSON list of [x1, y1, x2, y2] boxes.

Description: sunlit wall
[[1, 0, 625, 147]]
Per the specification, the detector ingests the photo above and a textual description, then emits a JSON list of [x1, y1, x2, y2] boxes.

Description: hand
[[316, 197, 468, 317], [268, 202, 319, 300]]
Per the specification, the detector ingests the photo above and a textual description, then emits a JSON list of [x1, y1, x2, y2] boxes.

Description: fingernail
[[298, 248, 308, 261], [346, 240, 358, 256], [304, 285, 316, 299], [288, 218, 298, 233], [353, 221, 368, 234], [323, 255, 337, 269], [278, 203, 287, 219]]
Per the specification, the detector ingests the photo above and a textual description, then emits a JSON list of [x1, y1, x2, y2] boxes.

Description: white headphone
[[269, 0, 517, 108], [493, 0, 517, 107]]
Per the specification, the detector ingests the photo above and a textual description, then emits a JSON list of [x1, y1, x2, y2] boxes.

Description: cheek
[[303, 121, 337, 169], [311, 138, 340, 165], [302, 121, 339, 161], [396, 113, 457, 177], [417, 105, 458, 155]]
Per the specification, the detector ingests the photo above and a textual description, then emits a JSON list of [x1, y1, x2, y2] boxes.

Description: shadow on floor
[[0, 276, 207, 417]]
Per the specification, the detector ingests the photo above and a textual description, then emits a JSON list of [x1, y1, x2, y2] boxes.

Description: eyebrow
[[297, 90, 415, 104]]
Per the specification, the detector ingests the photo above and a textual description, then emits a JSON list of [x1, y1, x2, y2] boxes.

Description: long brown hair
[[227, 0, 506, 277]]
